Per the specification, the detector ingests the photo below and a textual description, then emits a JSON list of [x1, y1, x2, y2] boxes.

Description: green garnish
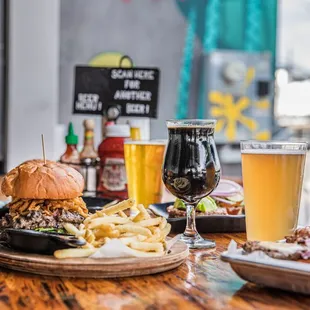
[[35, 228, 66, 234], [197, 197, 217, 213], [174, 197, 217, 213], [174, 199, 186, 210]]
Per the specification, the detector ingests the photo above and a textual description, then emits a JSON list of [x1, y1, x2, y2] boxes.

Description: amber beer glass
[[241, 141, 307, 241], [124, 140, 166, 206]]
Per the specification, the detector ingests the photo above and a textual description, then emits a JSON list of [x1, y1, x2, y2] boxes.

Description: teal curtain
[[175, 0, 278, 119], [220, 0, 277, 54]]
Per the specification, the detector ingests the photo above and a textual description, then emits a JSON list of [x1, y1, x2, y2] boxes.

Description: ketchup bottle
[[97, 124, 130, 199]]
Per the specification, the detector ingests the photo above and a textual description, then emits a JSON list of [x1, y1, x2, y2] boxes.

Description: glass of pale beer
[[124, 140, 166, 207], [241, 141, 307, 241]]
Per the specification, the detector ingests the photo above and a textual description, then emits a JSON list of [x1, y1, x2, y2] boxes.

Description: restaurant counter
[[0, 233, 309, 310]]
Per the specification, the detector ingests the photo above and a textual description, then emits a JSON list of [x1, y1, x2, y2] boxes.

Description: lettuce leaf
[[35, 227, 66, 234]]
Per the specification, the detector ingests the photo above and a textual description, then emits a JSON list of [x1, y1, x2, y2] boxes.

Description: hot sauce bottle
[[60, 122, 80, 168]]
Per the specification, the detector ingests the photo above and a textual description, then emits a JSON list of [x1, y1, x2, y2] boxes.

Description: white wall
[[278, 0, 310, 70], [6, 0, 60, 170]]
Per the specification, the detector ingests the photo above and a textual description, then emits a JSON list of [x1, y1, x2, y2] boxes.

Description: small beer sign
[[73, 66, 160, 118]]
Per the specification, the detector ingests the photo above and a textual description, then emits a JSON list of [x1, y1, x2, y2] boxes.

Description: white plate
[[221, 248, 310, 295]]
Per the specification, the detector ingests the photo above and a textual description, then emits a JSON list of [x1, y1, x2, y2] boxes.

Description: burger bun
[[1, 159, 84, 199]]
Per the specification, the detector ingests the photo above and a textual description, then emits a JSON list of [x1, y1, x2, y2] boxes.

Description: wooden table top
[[0, 233, 310, 310]]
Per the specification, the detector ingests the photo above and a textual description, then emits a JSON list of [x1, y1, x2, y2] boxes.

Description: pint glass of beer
[[241, 141, 307, 241], [124, 140, 166, 207]]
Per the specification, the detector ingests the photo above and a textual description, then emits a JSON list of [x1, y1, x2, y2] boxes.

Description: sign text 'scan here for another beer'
[[73, 66, 160, 118]]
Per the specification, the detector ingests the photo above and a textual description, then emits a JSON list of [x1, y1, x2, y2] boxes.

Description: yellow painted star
[[209, 91, 258, 141]]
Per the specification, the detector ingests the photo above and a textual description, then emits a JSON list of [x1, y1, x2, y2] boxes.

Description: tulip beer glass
[[162, 120, 221, 249]]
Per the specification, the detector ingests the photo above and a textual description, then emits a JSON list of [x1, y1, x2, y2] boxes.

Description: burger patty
[[0, 209, 85, 230]]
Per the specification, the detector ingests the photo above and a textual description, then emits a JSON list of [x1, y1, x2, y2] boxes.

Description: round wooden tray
[[0, 240, 189, 278]]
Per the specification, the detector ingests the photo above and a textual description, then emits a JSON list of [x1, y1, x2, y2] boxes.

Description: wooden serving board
[[0, 240, 188, 278]]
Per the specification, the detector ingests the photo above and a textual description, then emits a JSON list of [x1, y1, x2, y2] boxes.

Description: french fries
[[116, 224, 152, 237], [102, 199, 135, 215], [159, 217, 167, 230], [118, 211, 127, 218], [54, 199, 171, 259], [88, 217, 129, 228], [130, 242, 164, 253], [136, 217, 162, 227], [135, 204, 151, 220], [64, 223, 84, 237], [54, 248, 97, 259]]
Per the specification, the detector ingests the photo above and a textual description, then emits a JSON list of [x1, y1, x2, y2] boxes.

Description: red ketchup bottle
[[97, 124, 130, 200]]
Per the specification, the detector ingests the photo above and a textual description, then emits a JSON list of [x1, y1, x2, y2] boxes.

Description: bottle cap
[[65, 122, 79, 145], [106, 124, 130, 138], [83, 119, 95, 130], [105, 121, 115, 127], [106, 106, 120, 121]]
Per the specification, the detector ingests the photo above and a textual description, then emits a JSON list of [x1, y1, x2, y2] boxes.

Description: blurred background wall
[[3, 0, 310, 172], [59, 0, 189, 146]]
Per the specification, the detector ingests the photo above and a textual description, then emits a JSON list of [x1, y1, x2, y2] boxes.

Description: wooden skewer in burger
[[0, 135, 88, 233]]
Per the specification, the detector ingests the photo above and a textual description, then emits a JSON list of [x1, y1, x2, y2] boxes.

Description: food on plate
[[242, 226, 310, 261], [0, 159, 88, 232], [167, 179, 244, 218], [168, 197, 228, 218], [285, 226, 310, 245], [210, 179, 244, 215], [54, 199, 171, 259], [242, 241, 308, 260]]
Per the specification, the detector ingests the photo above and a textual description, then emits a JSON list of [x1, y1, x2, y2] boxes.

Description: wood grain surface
[[0, 240, 188, 278], [0, 233, 309, 310]]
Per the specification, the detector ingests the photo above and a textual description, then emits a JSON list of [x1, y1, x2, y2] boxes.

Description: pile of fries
[[54, 199, 171, 259]]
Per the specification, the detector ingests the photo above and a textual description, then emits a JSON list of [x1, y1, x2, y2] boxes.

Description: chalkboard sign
[[73, 66, 160, 118]]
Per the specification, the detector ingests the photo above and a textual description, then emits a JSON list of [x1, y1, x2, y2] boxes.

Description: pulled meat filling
[[0, 197, 88, 230]]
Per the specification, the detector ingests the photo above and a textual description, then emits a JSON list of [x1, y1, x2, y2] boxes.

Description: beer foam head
[[124, 140, 167, 145], [167, 119, 216, 129], [241, 149, 307, 155], [241, 141, 308, 155]]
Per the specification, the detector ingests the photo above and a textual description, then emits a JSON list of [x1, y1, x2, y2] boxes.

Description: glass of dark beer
[[162, 119, 221, 249]]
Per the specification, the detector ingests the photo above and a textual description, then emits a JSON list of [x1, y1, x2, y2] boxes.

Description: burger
[[0, 159, 88, 232]]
